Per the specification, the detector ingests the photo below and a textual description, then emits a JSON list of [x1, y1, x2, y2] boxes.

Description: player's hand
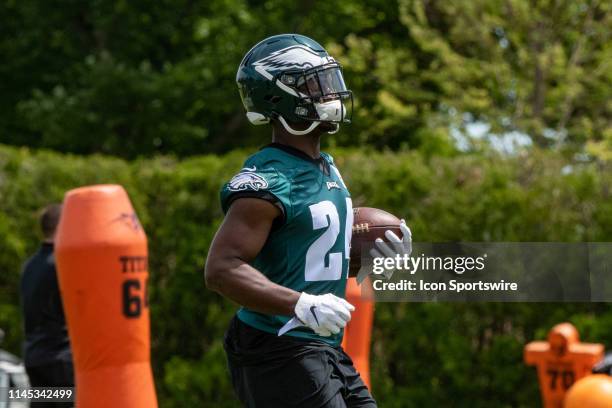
[[369, 220, 412, 278], [294, 292, 355, 337], [370, 219, 412, 258]]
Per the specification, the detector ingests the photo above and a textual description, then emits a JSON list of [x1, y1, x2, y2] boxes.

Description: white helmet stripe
[[275, 79, 301, 97], [254, 65, 274, 80]]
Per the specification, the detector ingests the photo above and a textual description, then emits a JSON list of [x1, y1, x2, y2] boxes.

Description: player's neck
[[272, 129, 321, 159]]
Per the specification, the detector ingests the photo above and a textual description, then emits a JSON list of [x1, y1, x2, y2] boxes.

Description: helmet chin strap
[[326, 124, 340, 134], [278, 115, 320, 135]]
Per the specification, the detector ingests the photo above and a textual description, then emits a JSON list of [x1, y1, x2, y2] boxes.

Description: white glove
[[294, 293, 355, 337], [369, 220, 413, 278]]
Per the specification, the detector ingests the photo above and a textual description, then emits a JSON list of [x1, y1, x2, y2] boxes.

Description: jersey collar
[[263, 143, 330, 175]]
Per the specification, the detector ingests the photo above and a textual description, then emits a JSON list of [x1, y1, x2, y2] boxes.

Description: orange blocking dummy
[[342, 277, 374, 390], [524, 322, 603, 408], [55, 185, 157, 408]]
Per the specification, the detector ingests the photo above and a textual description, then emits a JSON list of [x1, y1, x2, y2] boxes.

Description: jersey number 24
[[305, 198, 353, 281]]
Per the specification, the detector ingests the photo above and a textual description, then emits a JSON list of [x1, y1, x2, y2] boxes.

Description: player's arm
[[205, 197, 299, 316]]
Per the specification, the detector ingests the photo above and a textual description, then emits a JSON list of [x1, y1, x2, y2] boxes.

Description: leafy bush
[[0, 144, 610, 407]]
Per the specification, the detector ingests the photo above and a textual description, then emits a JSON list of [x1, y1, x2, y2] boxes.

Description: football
[[350, 207, 402, 271]]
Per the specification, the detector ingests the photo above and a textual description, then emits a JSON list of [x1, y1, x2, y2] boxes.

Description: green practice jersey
[[220, 143, 353, 346]]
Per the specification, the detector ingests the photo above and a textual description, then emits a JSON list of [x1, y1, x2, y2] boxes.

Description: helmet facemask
[[276, 62, 353, 133]]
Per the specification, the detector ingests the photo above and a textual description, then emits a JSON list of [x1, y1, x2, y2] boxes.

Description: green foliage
[[395, 0, 612, 150], [0, 144, 611, 406], [1, 1, 610, 157]]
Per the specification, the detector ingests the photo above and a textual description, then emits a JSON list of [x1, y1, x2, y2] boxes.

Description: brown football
[[350, 207, 402, 271]]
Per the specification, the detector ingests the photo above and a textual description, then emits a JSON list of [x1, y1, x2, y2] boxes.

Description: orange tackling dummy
[[342, 277, 374, 390], [524, 322, 603, 408], [55, 185, 157, 407]]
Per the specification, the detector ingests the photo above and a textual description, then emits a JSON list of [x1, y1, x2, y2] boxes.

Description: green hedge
[[0, 144, 611, 407]]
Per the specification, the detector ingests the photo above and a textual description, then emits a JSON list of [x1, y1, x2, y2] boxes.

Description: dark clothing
[[20, 243, 72, 368], [26, 360, 74, 407], [224, 316, 376, 408], [26, 360, 74, 386]]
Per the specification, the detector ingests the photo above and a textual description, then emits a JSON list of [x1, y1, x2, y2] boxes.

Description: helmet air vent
[[280, 75, 295, 85]]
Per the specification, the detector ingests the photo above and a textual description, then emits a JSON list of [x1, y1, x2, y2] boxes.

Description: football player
[[205, 34, 411, 407]]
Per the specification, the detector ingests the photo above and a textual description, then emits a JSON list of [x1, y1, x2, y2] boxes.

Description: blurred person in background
[[20, 203, 73, 406]]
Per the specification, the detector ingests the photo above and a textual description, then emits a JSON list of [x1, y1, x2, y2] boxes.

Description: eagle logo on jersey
[[228, 167, 269, 192], [326, 181, 340, 190], [253, 46, 335, 80]]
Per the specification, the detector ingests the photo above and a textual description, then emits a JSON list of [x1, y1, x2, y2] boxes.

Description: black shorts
[[224, 316, 377, 408]]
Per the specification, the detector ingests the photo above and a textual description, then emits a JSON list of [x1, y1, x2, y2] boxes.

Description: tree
[[0, 1, 610, 157], [390, 0, 611, 150]]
